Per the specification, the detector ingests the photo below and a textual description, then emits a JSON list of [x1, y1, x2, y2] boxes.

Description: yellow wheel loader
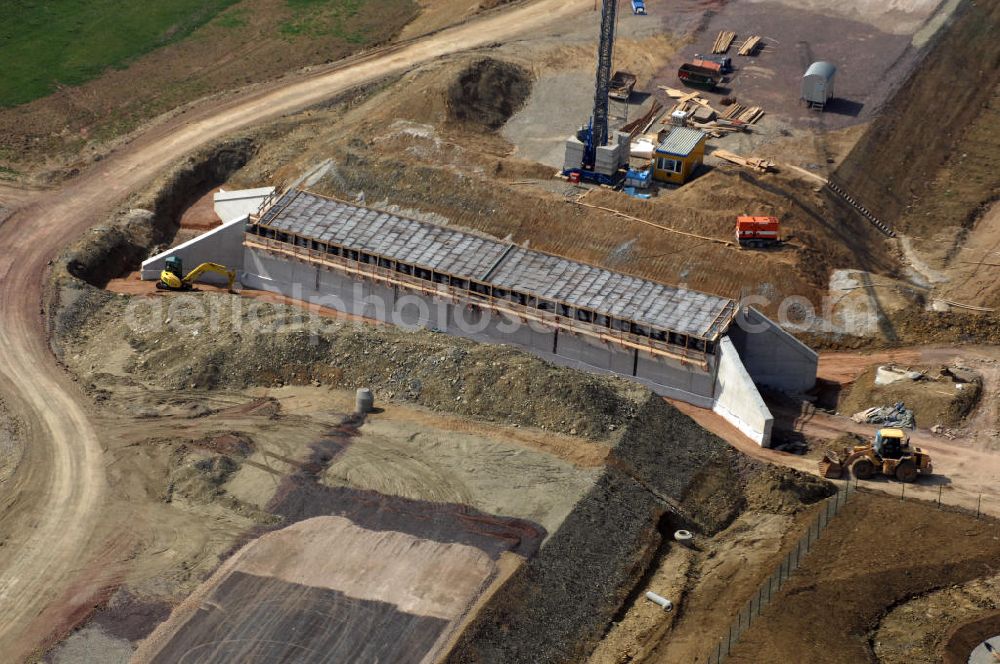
[[819, 428, 932, 483], [157, 256, 236, 293]]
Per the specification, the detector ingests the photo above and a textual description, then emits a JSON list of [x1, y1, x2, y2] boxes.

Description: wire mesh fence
[[703, 481, 856, 664], [882, 479, 993, 518], [701, 479, 996, 663]]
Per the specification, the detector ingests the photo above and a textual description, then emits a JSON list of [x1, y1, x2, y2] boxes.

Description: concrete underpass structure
[[144, 188, 819, 446]]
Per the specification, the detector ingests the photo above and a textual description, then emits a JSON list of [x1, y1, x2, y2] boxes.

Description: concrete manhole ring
[[969, 635, 1000, 663]]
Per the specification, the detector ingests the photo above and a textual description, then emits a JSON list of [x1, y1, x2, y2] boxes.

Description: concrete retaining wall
[[242, 248, 719, 408], [168, 243, 795, 442], [713, 336, 774, 446], [214, 187, 274, 223], [728, 306, 818, 395], [140, 216, 247, 284]]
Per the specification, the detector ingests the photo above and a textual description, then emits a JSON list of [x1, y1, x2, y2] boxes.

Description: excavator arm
[[183, 262, 236, 292]]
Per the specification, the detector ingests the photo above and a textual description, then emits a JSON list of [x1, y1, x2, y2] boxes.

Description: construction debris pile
[[839, 363, 983, 430], [851, 402, 916, 429], [713, 149, 775, 173], [658, 87, 764, 137]]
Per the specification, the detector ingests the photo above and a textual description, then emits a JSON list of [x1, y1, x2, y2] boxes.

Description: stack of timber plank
[[737, 35, 762, 56], [713, 30, 737, 54], [713, 149, 776, 173], [721, 103, 765, 124], [671, 91, 701, 110], [691, 122, 744, 138]]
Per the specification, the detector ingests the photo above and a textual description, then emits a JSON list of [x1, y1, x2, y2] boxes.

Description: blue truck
[[631, 0, 646, 15]]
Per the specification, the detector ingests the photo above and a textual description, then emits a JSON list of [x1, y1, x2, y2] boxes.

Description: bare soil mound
[[168, 432, 258, 507], [875, 571, 1000, 664], [74, 294, 644, 440], [729, 492, 1000, 663], [445, 58, 532, 130], [840, 364, 982, 428]]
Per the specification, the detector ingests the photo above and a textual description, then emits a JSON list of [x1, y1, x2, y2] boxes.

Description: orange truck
[[691, 57, 723, 74], [736, 216, 781, 248]]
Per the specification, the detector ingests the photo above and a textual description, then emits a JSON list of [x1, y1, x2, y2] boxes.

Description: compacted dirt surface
[[681, 344, 1000, 517], [726, 492, 1000, 664], [0, 1, 598, 658], [4, 0, 1000, 661], [134, 516, 509, 663]]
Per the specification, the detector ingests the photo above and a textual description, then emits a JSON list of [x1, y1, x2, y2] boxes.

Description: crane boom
[[591, 0, 619, 151], [561, 0, 626, 184]]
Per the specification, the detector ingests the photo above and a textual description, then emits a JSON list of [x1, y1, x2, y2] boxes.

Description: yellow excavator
[[819, 428, 933, 483], [157, 256, 236, 293]]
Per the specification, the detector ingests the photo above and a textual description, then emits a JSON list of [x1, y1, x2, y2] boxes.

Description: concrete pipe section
[[970, 636, 1000, 663], [674, 530, 694, 546], [645, 591, 673, 612], [356, 388, 374, 414]]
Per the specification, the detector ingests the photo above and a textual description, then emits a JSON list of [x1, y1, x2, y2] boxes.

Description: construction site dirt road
[[678, 344, 1000, 516], [0, 0, 590, 657]]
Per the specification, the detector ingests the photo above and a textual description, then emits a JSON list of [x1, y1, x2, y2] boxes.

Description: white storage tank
[[801, 61, 836, 110]]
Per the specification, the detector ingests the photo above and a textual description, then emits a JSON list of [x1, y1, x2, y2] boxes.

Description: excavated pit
[[445, 58, 532, 130], [64, 137, 256, 288], [47, 137, 256, 359]]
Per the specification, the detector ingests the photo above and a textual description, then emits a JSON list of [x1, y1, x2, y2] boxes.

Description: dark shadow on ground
[[823, 98, 865, 117], [811, 378, 842, 411]]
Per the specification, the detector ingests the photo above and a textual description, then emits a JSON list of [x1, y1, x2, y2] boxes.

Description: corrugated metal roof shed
[[655, 127, 706, 157], [803, 61, 836, 80], [254, 190, 736, 340]]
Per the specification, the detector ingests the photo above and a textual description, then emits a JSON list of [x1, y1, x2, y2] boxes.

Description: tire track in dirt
[[0, 0, 590, 657], [0, 183, 47, 209]]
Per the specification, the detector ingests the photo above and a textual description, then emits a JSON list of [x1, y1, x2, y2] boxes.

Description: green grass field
[[280, 0, 369, 41], [2, 0, 240, 108]]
